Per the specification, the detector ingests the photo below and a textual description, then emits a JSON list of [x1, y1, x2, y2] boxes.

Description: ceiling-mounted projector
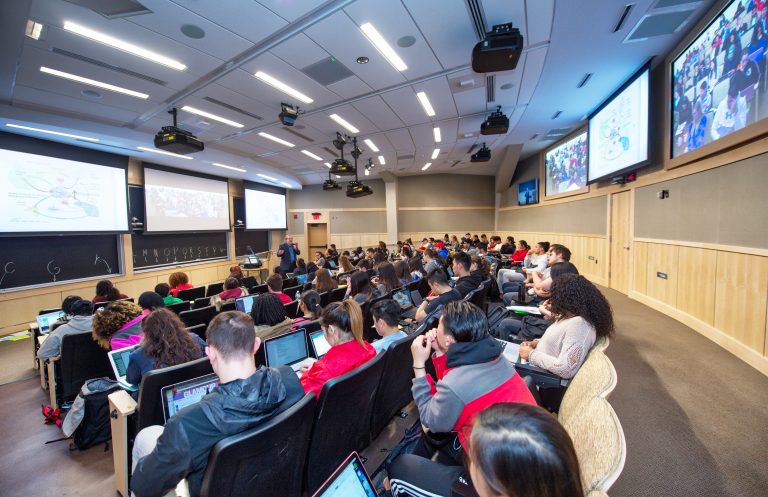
[[481, 106, 509, 135], [330, 158, 355, 176], [472, 23, 524, 73], [154, 108, 204, 154], [323, 178, 342, 191], [471, 144, 491, 162], [346, 181, 373, 198]]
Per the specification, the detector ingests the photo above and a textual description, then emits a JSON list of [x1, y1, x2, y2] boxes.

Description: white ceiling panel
[[350, 96, 404, 134], [516, 48, 547, 105], [189, 83, 275, 123], [385, 128, 414, 152], [12, 85, 142, 125], [412, 76, 459, 120], [452, 86, 488, 116], [326, 75, 373, 100], [482, 0, 527, 42], [174, 0, 287, 45], [256, 0, 329, 22], [215, 68, 282, 112], [269, 34, 331, 71], [403, 0, 478, 69], [380, 86, 431, 127], [525, 0, 555, 46]]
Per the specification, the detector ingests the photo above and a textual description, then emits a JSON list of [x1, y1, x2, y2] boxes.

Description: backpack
[[61, 378, 121, 450], [486, 305, 514, 338], [519, 315, 551, 341]]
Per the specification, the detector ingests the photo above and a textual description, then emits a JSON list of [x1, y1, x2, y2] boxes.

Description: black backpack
[[68, 378, 121, 450]]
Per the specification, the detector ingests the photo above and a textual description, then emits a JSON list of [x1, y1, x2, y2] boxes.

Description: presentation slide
[[144, 167, 229, 232], [245, 188, 287, 230], [0, 149, 128, 233], [589, 68, 649, 183], [545, 132, 587, 195], [517, 179, 539, 205]]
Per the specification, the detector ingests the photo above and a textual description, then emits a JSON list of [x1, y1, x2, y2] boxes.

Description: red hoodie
[[300, 339, 376, 398]]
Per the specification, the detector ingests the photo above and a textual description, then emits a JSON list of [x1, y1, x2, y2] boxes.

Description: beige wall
[[287, 180, 386, 210], [397, 174, 494, 207], [497, 196, 607, 235]]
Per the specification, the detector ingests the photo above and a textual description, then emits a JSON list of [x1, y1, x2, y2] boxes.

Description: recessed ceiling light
[[301, 149, 322, 161], [359, 22, 408, 72], [62, 21, 186, 71], [254, 71, 313, 104], [431, 148, 440, 159], [137, 146, 193, 159], [257, 173, 278, 182], [421, 162, 432, 171], [416, 91, 436, 117], [433, 126, 441, 143], [40, 66, 149, 99], [281, 181, 291, 188], [329, 114, 359, 134], [25, 20, 44, 40], [364, 169, 370, 176], [500, 83, 514, 90], [181, 106, 244, 128], [5, 123, 99, 142], [356, 56, 369, 64], [324, 162, 332, 168], [378, 155, 385, 165], [364, 139, 379, 152], [212, 162, 246, 172], [258, 132, 295, 147]]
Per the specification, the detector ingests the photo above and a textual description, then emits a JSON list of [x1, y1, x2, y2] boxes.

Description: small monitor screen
[[517, 178, 539, 205], [162, 373, 219, 421], [235, 295, 255, 314], [391, 289, 413, 309], [245, 188, 287, 230], [265, 330, 308, 366], [310, 330, 331, 359], [36, 310, 66, 334], [314, 453, 377, 497], [544, 132, 587, 195], [112, 348, 133, 377]]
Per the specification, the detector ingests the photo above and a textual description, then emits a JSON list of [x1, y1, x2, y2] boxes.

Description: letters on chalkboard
[[131, 231, 229, 270]]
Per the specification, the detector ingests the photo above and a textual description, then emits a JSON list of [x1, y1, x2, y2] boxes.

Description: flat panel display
[[517, 179, 539, 206], [544, 131, 588, 195], [245, 188, 287, 230]]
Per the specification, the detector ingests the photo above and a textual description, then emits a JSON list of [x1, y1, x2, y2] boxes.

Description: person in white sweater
[[519, 274, 614, 379]]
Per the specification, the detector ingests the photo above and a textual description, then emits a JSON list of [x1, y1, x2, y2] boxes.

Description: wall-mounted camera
[[279, 102, 300, 126]]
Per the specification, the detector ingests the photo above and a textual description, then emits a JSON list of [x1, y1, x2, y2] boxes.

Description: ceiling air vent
[[613, 4, 635, 33], [625, 10, 696, 42], [486, 75, 495, 103], [63, 0, 152, 19], [51, 47, 167, 85], [397, 154, 415, 161], [282, 127, 314, 142], [465, 0, 487, 41], [302, 57, 354, 86], [203, 97, 263, 121]]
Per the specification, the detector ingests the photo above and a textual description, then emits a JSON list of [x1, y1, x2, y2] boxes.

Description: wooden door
[[307, 223, 328, 254], [609, 191, 632, 294]]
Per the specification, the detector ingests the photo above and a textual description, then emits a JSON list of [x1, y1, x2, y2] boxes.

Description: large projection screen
[[0, 148, 128, 234], [245, 188, 287, 230], [144, 167, 230, 232]]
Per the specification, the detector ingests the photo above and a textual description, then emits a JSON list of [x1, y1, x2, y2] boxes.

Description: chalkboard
[[132, 231, 229, 270], [235, 230, 270, 257], [0, 235, 121, 291]]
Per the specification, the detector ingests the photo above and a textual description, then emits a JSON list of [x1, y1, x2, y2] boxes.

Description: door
[[307, 223, 328, 257], [609, 191, 632, 294]]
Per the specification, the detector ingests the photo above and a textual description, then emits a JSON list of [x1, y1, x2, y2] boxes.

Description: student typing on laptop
[[370, 299, 407, 353], [130, 311, 304, 497], [413, 269, 462, 322], [37, 299, 94, 360]]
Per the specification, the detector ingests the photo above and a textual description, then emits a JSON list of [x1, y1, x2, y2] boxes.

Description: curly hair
[[471, 255, 491, 277], [548, 274, 614, 338], [251, 293, 287, 326], [95, 279, 122, 301], [92, 301, 142, 349], [141, 308, 202, 369], [168, 272, 189, 288]]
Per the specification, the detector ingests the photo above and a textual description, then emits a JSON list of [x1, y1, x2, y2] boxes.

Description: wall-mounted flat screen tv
[[544, 131, 588, 195], [517, 178, 539, 206]]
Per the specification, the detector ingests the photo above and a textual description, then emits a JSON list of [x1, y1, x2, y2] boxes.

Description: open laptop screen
[[391, 289, 414, 309], [161, 373, 219, 422], [265, 329, 308, 367], [37, 310, 66, 334], [235, 295, 256, 314], [108, 344, 139, 380], [309, 330, 331, 359], [312, 452, 377, 497]]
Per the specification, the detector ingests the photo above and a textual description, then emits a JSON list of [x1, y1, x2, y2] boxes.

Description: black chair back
[[59, 332, 113, 402], [187, 323, 207, 340], [205, 283, 224, 297], [180, 305, 217, 329], [319, 291, 329, 308], [305, 352, 386, 493], [370, 334, 419, 438], [303, 320, 322, 336], [284, 300, 299, 319], [199, 394, 316, 497], [166, 301, 190, 315], [192, 297, 212, 310], [417, 277, 431, 298], [250, 284, 268, 295], [177, 286, 205, 301], [220, 302, 236, 313], [136, 357, 213, 430], [283, 277, 298, 289], [283, 285, 302, 300], [242, 276, 257, 289], [38, 307, 62, 315], [327, 287, 346, 304]]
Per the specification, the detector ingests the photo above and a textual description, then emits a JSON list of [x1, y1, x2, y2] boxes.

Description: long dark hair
[[300, 290, 322, 319], [468, 403, 584, 497], [408, 257, 425, 276], [95, 279, 122, 301], [376, 262, 401, 292], [141, 308, 201, 368], [349, 271, 373, 298], [314, 268, 337, 293], [250, 293, 287, 326], [548, 274, 614, 337], [321, 300, 364, 346]]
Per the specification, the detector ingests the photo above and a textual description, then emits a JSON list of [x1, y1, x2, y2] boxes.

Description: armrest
[[46, 358, 60, 409], [109, 390, 138, 497]]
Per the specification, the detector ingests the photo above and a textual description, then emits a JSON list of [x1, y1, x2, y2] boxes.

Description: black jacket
[[131, 366, 304, 497], [454, 270, 484, 298]]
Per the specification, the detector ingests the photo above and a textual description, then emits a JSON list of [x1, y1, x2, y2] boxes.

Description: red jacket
[[300, 339, 376, 398], [274, 292, 292, 304], [511, 249, 528, 263], [170, 283, 194, 298]]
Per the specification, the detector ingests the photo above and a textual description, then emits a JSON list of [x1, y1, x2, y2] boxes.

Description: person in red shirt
[[299, 299, 376, 398], [511, 239, 531, 263], [168, 272, 194, 298], [92, 279, 129, 303], [266, 274, 292, 304]]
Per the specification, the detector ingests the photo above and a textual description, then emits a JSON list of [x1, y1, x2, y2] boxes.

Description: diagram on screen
[[12, 170, 99, 220], [598, 94, 634, 161]]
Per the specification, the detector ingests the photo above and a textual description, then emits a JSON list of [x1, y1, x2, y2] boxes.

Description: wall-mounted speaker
[[128, 185, 144, 230], [232, 197, 245, 229]]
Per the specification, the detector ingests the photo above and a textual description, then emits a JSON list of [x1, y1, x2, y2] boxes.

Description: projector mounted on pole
[[154, 107, 204, 154]]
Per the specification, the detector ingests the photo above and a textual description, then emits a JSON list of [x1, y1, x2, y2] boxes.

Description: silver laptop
[[309, 330, 331, 359], [264, 328, 314, 373], [235, 294, 256, 314], [107, 344, 141, 391], [36, 310, 66, 334]]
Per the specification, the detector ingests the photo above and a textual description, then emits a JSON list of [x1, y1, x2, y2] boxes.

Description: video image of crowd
[[544, 132, 587, 195], [672, 0, 768, 157]]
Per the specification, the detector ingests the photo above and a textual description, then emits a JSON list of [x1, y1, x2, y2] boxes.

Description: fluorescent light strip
[[212, 162, 246, 172], [5, 123, 99, 142], [137, 146, 193, 159], [363, 139, 379, 152], [433, 126, 441, 143], [416, 91, 436, 117], [254, 71, 313, 104], [181, 106, 244, 128], [281, 182, 291, 188], [431, 148, 440, 160], [63, 21, 186, 71], [378, 155, 386, 165], [258, 132, 295, 147], [40, 66, 149, 99], [329, 114, 359, 134], [360, 22, 407, 72], [324, 162, 332, 168], [301, 149, 322, 161], [258, 173, 278, 182], [421, 162, 432, 171]]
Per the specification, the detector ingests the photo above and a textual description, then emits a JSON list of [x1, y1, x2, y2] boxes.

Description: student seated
[[501, 244, 571, 304], [209, 277, 247, 311], [137, 291, 165, 314], [293, 290, 322, 329], [92, 301, 144, 350], [370, 299, 407, 353], [408, 257, 426, 281], [47, 294, 83, 333], [37, 299, 94, 360], [155, 283, 183, 306], [312, 268, 338, 294], [92, 279, 128, 304], [130, 311, 304, 497], [466, 403, 584, 497], [293, 258, 308, 276], [266, 274, 292, 304], [414, 268, 462, 322], [251, 293, 293, 340], [168, 272, 194, 298], [314, 251, 327, 270], [452, 252, 483, 298], [372, 261, 400, 295], [299, 300, 376, 397], [499, 236, 516, 255], [510, 239, 530, 261], [228, 265, 245, 285], [394, 259, 411, 286], [388, 301, 536, 497], [345, 271, 379, 305], [496, 241, 549, 291], [519, 274, 614, 379], [337, 255, 354, 275], [126, 308, 206, 386]]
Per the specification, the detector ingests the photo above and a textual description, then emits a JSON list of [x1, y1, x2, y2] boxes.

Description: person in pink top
[[92, 300, 145, 350]]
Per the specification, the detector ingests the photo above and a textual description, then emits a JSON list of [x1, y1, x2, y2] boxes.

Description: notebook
[[309, 330, 331, 359], [107, 344, 141, 391], [36, 310, 66, 334], [161, 373, 220, 423], [264, 328, 314, 373], [311, 451, 378, 497], [496, 339, 522, 363], [235, 295, 256, 314]]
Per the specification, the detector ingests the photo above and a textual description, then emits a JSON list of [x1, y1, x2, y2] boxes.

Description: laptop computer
[[36, 310, 66, 334], [243, 256, 261, 269], [309, 330, 331, 359], [311, 451, 378, 497], [496, 338, 521, 363], [264, 328, 314, 373], [235, 294, 256, 314], [328, 259, 337, 269], [107, 344, 141, 391], [161, 373, 220, 423], [295, 273, 309, 285], [391, 288, 415, 310]]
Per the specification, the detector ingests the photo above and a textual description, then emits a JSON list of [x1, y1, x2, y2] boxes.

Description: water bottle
[[295, 290, 301, 302]]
